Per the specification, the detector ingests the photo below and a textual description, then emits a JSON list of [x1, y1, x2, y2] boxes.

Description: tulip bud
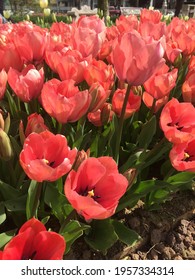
[[73, 149, 90, 171], [51, 12, 57, 22], [0, 129, 13, 161], [100, 103, 113, 126], [123, 168, 137, 189], [3, 10, 11, 19], [19, 120, 25, 146], [44, 8, 51, 17], [0, 109, 10, 134], [39, 0, 48, 9]]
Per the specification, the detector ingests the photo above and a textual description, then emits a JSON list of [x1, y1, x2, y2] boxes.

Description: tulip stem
[[114, 84, 131, 164], [31, 182, 42, 218]]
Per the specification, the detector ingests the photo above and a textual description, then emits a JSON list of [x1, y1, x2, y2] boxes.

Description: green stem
[[114, 84, 131, 164]]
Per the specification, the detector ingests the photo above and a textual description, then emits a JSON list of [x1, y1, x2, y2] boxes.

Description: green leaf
[[137, 115, 156, 148], [0, 229, 17, 249], [26, 180, 39, 219], [0, 202, 6, 225], [41, 216, 50, 225], [44, 183, 72, 223], [4, 195, 27, 212], [112, 220, 141, 246], [167, 172, 195, 185], [85, 219, 118, 254], [134, 180, 170, 196], [0, 180, 21, 200], [60, 220, 90, 254]]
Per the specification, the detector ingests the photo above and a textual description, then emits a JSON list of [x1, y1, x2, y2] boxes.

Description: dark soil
[[64, 190, 195, 260]]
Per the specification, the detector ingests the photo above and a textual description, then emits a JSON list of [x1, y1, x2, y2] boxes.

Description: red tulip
[[88, 102, 113, 127], [19, 113, 49, 145], [8, 64, 44, 102], [112, 30, 165, 86], [0, 69, 7, 100], [160, 98, 195, 144], [169, 139, 195, 172], [0, 218, 65, 260], [19, 130, 77, 182], [0, 42, 23, 72], [64, 157, 128, 221], [116, 15, 139, 34], [140, 8, 162, 24], [143, 63, 178, 100], [41, 79, 91, 123], [89, 82, 111, 112], [112, 88, 141, 119], [182, 69, 195, 104], [83, 59, 114, 90]]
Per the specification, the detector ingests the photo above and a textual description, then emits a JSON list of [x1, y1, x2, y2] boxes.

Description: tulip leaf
[[112, 220, 141, 246], [26, 180, 40, 219], [84, 219, 118, 254], [0, 202, 6, 225], [60, 220, 90, 254], [0, 229, 17, 249], [4, 195, 27, 212], [137, 115, 156, 148], [166, 172, 195, 185], [0, 180, 21, 200]]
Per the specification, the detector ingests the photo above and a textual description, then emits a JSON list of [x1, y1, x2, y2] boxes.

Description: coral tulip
[[64, 157, 128, 220], [169, 139, 195, 172], [0, 218, 65, 260], [8, 64, 44, 102], [160, 98, 195, 144], [19, 130, 77, 182], [0, 69, 7, 100], [112, 30, 165, 86], [182, 69, 195, 104], [41, 79, 91, 123]]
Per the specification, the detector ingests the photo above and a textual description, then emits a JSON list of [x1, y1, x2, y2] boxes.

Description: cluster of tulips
[[0, 8, 195, 259]]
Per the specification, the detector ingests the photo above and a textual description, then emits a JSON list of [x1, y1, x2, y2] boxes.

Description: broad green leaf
[[137, 115, 156, 148], [0, 180, 21, 200], [0, 202, 6, 225], [60, 220, 90, 254], [4, 195, 27, 212], [85, 219, 118, 254], [167, 172, 195, 185], [112, 220, 141, 246], [0, 229, 17, 249]]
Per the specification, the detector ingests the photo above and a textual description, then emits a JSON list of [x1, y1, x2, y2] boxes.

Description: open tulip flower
[[64, 157, 128, 221], [0, 218, 65, 260], [19, 130, 77, 182]]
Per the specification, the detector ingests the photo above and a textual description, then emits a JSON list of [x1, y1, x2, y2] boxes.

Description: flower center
[[80, 187, 101, 201]]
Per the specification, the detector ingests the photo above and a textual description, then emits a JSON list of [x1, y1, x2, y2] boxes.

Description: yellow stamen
[[184, 152, 190, 160], [43, 159, 49, 164], [87, 189, 95, 197]]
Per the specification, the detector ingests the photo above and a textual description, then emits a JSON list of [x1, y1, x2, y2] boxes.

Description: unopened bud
[[39, 0, 48, 9], [44, 8, 51, 17], [123, 168, 137, 189], [100, 103, 113, 126], [0, 129, 13, 161], [73, 149, 90, 171]]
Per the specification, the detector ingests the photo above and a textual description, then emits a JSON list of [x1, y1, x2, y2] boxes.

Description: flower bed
[[0, 8, 195, 260]]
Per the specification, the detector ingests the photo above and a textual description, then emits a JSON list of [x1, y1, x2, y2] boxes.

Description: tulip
[[0, 69, 7, 100], [0, 218, 65, 260], [19, 130, 77, 182], [112, 88, 141, 119], [88, 83, 111, 112], [169, 139, 195, 172], [41, 79, 91, 123], [8, 64, 44, 103], [40, 0, 48, 9], [182, 69, 195, 105], [112, 30, 165, 86], [160, 98, 195, 144], [43, 8, 51, 17], [0, 129, 13, 161], [88, 103, 113, 127], [3, 10, 11, 19], [64, 157, 128, 220]]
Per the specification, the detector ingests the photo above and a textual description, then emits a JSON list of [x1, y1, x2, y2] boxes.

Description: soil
[[64, 190, 195, 260]]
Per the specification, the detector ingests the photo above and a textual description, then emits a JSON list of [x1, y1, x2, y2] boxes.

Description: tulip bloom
[[112, 88, 141, 119], [182, 69, 195, 104], [19, 131, 77, 182], [41, 79, 91, 123], [8, 64, 44, 103], [0, 218, 65, 260], [64, 157, 128, 220], [169, 139, 195, 172], [0, 69, 7, 100], [160, 98, 195, 144], [112, 30, 165, 86], [140, 8, 162, 24], [88, 103, 113, 127]]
